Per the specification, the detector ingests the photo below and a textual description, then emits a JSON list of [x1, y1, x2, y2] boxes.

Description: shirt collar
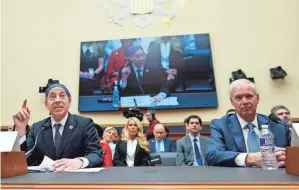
[[236, 114, 258, 129], [82, 44, 94, 54], [51, 113, 69, 128], [188, 133, 200, 142], [131, 63, 144, 73]]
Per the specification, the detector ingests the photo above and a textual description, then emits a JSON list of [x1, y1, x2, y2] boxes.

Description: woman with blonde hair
[[113, 117, 150, 166]]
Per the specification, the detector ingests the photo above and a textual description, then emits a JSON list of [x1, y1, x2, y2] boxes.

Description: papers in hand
[[120, 95, 179, 107], [291, 123, 299, 146], [28, 156, 55, 172], [0, 131, 20, 152]]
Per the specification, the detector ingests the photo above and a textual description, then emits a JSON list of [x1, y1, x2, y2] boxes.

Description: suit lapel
[[41, 118, 56, 160], [257, 114, 269, 130], [164, 138, 170, 152], [57, 114, 76, 158], [228, 114, 246, 152], [151, 140, 156, 153]]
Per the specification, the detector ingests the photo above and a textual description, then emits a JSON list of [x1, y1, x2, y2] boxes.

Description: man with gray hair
[[13, 84, 103, 171], [271, 105, 292, 127], [206, 79, 289, 168]]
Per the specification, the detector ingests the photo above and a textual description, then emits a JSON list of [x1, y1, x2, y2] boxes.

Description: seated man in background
[[271, 105, 293, 128], [119, 46, 169, 103], [206, 79, 289, 167], [13, 84, 103, 171], [148, 123, 176, 153], [176, 115, 209, 166]]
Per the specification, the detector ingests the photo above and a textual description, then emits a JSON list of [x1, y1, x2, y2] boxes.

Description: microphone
[[268, 114, 290, 146], [25, 125, 51, 159]]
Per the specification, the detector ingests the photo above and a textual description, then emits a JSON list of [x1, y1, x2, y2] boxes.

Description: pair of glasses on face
[[48, 93, 68, 101]]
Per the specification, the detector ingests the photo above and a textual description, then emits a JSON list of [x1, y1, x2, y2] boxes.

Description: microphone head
[[268, 114, 281, 124]]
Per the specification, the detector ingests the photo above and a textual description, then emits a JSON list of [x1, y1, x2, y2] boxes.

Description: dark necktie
[[85, 48, 91, 59], [247, 123, 260, 152], [136, 68, 142, 79], [193, 138, 203, 166], [54, 123, 62, 157]]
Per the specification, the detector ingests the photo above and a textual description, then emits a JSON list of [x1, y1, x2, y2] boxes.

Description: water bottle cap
[[261, 125, 268, 129]]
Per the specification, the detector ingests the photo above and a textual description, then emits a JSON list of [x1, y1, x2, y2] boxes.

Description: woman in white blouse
[[113, 117, 150, 166]]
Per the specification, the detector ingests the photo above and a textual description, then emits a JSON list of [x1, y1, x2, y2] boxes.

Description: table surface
[[2, 166, 299, 189]]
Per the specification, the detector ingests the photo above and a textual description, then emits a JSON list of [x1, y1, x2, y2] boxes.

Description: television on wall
[[78, 33, 218, 112]]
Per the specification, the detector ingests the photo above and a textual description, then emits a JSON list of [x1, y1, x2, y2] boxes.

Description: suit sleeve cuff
[[19, 135, 26, 145], [79, 157, 89, 168], [158, 92, 166, 98], [234, 153, 248, 167]]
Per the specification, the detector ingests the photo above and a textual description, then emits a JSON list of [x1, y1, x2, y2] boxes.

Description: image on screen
[[78, 33, 218, 112]]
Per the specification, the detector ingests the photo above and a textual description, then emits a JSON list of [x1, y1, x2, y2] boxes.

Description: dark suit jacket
[[148, 137, 176, 153], [206, 113, 291, 167], [118, 62, 168, 96], [25, 113, 103, 167], [113, 140, 150, 166], [147, 42, 184, 72]]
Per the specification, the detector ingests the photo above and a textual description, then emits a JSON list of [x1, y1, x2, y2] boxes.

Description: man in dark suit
[[148, 123, 176, 153], [119, 45, 169, 103], [206, 79, 288, 167], [176, 115, 209, 166], [146, 36, 184, 92], [13, 84, 103, 171]]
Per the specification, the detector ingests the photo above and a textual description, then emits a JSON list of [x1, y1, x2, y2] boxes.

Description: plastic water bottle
[[259, 125, 278, 170], [112, 81, 119, 107]]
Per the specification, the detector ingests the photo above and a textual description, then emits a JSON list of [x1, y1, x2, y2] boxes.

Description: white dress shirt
[[160, 42, 171, 70], [126, 139, 138, 167], [234, 114, 260, 167], [155, 139, 165, 152], [188, 133, 205, 166]]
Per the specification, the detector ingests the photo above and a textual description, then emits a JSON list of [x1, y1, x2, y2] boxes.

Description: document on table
[[121, 96, 179, 107], [28, 156, 55, 172], [291, 123, 299, 146]]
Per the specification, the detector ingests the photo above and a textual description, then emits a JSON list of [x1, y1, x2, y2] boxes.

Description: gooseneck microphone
[[268, 114, 290, 146], [25, 126, 50, 159]]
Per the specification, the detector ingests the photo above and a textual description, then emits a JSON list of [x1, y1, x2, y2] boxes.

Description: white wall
[[1, 0, 299, 126]]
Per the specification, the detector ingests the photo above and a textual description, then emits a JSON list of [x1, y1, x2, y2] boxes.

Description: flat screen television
[[78, 33, 218, 111]]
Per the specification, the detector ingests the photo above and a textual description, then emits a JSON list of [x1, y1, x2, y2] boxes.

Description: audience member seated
[[176, 115, 209, 166], [113, 117, 150, 166], [100, 127, 117, 167], [148, 123, 176, 153], [79, 42, 105, 96], [119, 46, 169, 103], [105, 39, 135, 89], [147, 36, 184, 92], [271, 105, 293, 128], [13, 84, 103, 171], [109, 128, 122, 159], [144, 110, 160, 139], [206, 79, 289, 167]]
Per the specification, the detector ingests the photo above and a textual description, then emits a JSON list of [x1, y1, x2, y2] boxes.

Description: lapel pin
[[69, 125, 74, 130]]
